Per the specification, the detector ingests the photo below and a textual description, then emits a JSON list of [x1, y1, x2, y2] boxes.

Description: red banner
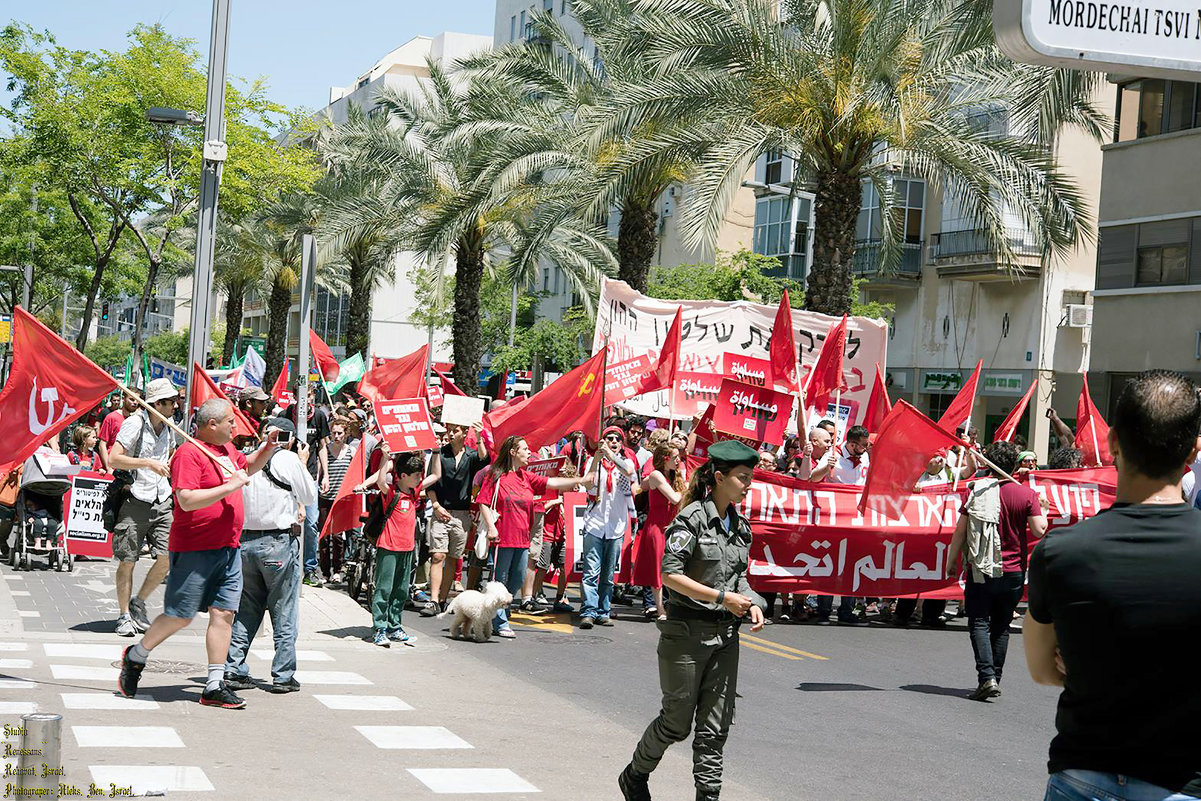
[[605, 355, 653, 405], [722, 352, 772, 388], [375, 398, 438, 452], [741, 467, 1116, 597], [711, 378, 791, 446]]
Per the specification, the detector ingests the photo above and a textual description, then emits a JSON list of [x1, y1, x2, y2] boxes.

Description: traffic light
[[100, 302, 109, 321]]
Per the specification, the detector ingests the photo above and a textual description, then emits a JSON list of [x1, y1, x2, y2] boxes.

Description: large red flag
[[936, 360, 983, 432], [768, 290, 798, 392], [319, 442, 367, 539], [0, 308, 119, 472], [1075, 381, 1112, 467], [993, 381, 1035, 444], [190, 363, 258, 438], [484, 349, 606, 453], [633, 306, 682, 396], [270, 358, 291, 407], [859, 401, 965, 519], [308, 330, 341, 383], [862, 363, 892, 432], [434, 366, 468, 397], [358, 344, 429, 406], [803, 315, 848, 413]]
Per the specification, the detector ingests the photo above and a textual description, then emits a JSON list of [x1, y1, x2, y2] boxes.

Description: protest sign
[[375, 398, 438, 451], [670, 371, 724, 419], [559, 490, 630, 585], [605, 354, 653, 405], [427, 382, 444, 409], [690, 403, 759, 458], [711, 378, 792, 446], [63, 471, 114, 558], [440, 394, 486, 428], [722, 353, 772, 388]]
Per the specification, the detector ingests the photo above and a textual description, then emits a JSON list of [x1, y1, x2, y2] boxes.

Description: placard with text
[[711, 378, 792, 446], [63, 471, 113, 558], [375, 398, 438, 452]]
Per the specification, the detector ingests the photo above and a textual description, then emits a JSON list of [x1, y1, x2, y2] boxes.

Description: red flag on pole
[[0, 308, 119, 472], [633, 306, 683, 396], [993, 381, 1035, 443], [936, 360, 983, 432], [319, 442, 366, 539], [803, 315, 849, 413], [358, 344, 429, 406], [483, 349, 607, 453], [270, 359, 291, 408], [434, 366, 468, 397], [858, 401, 965, 519], [190, 363, 258, 438], [768, 290, 799, 392], [862, 363, 892, 433], [308, 330, 341, 383], [1075, 381, 1112, 467]]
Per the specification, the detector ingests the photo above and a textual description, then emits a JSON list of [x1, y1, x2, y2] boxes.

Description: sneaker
[[128, 597, 151, 631], [533, 593, 550, 607], [115, 615, 138, 638], [968, 678, 1001, 702], [778, 609, 791, 622], [372, 629, 390, 648], [419, 601, 443, 618], [413, 590, 431, 604], [518, 599, 546, 615], [579, 617, 595, 630], [618, 764, 652, 801], [223, 673, 255, 692], [199, 682, 246, 709], [264, 678, 301, 694], [552, 600, 574, 613], [596, 616, 613, 627], [303, 571, 324, 587], [386, 627, 410, 643], [116, 646, 145, 698]]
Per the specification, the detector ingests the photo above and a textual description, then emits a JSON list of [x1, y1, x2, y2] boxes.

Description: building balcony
[[931, 228, 1042, 280], [852, 240, 922, 285]]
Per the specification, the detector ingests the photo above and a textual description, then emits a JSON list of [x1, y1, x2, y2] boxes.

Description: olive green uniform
[[629, 498, 766, 797]]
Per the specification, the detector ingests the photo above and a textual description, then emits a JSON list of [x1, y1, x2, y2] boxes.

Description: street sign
[[995, 0, 1201, 79], [0, 314, 11, 344]]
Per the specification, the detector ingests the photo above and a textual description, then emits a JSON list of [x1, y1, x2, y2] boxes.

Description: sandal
[[643, 607, 659, 619]]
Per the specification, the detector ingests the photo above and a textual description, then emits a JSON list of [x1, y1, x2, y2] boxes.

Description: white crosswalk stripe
[[252, 648, 332, 662], [61, 693, 160, 710], [74, 726, 184, 748], [44, 643, 124, 660], [0, 659, 32, 669], [292, 670, 372, 685], [0, 678, 35, 689], [407, 769, 540, 794], [355, 726, 472, 750], [0, 643, 29, 651], [88, 766, 214, 794], [0, 701, 36, 714], [314, 694, 412, 711], [50, 664, 119, 681]]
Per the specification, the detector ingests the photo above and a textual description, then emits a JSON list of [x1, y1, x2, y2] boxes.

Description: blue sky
[[4, 1, 497, 112]]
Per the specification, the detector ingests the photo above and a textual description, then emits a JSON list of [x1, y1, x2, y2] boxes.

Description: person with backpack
[[224, 417, 316, 694], [361, 451, 426, 647]]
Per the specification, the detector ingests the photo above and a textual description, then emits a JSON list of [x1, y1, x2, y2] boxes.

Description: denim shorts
[[1046, 770, 1201, 801], [163, 547, 242, 619]]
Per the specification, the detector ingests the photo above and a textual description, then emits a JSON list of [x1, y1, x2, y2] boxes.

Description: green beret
[[707, 440, 760, 467]]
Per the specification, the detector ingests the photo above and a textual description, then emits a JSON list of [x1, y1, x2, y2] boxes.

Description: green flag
[[142, 353, 151, 388], [326, 352, 366, 397], [123, 352, 134, 386]]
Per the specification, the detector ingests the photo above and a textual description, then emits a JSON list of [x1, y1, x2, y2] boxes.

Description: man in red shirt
[[98, 393, 138, 472], [947, 439, 1048, 701], [117, 398, 281, 709]]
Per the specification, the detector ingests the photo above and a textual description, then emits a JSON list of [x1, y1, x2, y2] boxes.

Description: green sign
[[243, 336, 266, 357], [982, 373, 1025, 395], [921, 371, 963, 393]]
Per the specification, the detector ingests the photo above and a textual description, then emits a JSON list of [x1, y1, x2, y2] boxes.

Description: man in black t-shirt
[[421, 422, 489, 615], [288, 385, 331, 586], [1026, 370, 1201, 801]]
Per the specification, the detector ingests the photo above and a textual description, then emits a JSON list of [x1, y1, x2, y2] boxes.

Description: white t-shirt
[[829, 448, 869, 485], [583, 455, 635, 540]]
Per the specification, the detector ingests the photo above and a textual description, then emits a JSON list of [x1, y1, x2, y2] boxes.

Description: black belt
[[666, 603, 740, 623], [242, 528, 290, 538]]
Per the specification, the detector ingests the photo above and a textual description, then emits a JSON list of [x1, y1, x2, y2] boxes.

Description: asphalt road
[[402, 595, 1063, 801]]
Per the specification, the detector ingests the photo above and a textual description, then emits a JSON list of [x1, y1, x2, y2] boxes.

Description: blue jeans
[[226, 533, 300, 683], [1046, 770, 1200, 801], [491, 547, 527, 632], [580, 534, 621, 620], [816, 595, 857, 621], [302, 501, 319, 574]]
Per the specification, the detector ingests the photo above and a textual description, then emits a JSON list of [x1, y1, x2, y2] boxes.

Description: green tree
[[490, 307, 592, 374], [84, 336, 130, 372], [584, 0, 1105, 315]]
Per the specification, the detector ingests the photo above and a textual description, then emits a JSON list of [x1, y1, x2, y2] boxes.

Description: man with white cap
[[108, 378, 181, 636]]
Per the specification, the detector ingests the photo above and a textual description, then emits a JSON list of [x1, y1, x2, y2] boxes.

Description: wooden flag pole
[[118, 382, 237, 477]]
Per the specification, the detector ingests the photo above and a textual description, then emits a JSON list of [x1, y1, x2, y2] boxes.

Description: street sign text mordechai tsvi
[[995, 0, 1201, 79]]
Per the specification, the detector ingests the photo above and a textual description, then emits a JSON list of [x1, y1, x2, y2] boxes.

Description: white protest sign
[[440, 394, 486, 428]]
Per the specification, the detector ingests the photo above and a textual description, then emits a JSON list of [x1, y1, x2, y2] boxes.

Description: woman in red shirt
[[368, 452, 424, 647], [478, 436, 594, 639]]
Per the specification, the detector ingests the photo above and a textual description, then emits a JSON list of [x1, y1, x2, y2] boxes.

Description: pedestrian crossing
[[0, 638, 542, 796]]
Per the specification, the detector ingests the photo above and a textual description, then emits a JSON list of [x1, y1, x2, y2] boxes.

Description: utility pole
[[185, 0, 231, 403]]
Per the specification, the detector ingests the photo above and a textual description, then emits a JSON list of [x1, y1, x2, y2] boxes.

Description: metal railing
[[852, 241, 922, 276], [931, 228, 1042, 259]]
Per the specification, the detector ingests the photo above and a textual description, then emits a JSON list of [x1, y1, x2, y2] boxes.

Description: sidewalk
[[0, 560, 770, 799]]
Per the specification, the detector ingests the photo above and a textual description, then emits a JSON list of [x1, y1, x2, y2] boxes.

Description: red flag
[[633, 306, 682, 396], [358, 344, 429, 406], [803, 315, 849, 412], [768, 290, 798, 391], [993, 381, 1035, 444], [1075, 381, 1112, 467], [859, 401, 965, 519], [434, 367, 468, 397], [308, 330, 340, 383], [0, 308, 119, 472], [319, 442, 366, 539], [483, 349, 606, 452], [936, 360, 982, 432], [190, 363, 258, 438], [862, 363, 892, 432], [270, 359, 291, 407], [496, 371, 509, 401]]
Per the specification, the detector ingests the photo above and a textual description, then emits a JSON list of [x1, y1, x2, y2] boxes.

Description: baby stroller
[[8, 448, 77, 572]]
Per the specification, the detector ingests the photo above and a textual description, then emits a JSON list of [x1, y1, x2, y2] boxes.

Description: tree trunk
[[263, 276, 292, 395], [346, 253, 372, 360], [804, 169, 860, 316], [451, 236, 485, 394], [75, 255, 109, 351], [222, 279, 245, 365], [617, 196, 659, 293]]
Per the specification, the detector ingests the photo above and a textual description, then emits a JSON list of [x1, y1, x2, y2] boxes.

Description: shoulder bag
[[102, 413, 148, 530], [362, 488, 402, 545]]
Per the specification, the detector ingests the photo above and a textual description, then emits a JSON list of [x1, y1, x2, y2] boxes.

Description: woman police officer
[[619, 440, 767, 801]]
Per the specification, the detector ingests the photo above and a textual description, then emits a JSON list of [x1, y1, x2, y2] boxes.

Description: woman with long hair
[[631, 443, 684, 620], [620, 441, 766, 801], [317, 418, 357, 583], [477, 435, 593, 639], [69, 425, 102, 471]]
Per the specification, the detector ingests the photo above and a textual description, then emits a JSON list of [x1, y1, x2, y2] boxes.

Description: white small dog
[[438, 582, 513, 642]]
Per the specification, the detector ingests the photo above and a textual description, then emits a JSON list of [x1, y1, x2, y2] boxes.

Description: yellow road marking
[[742, 641, 804, 661], [742, 634, 829, 661], [508, 612, 575, 634]]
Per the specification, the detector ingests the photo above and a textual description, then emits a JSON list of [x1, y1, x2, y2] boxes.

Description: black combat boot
[[696, 789, 720, 801], [618, 764, 651, 801]]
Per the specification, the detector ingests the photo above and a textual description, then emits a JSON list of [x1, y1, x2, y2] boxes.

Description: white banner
[[593, 279, 888, 424]]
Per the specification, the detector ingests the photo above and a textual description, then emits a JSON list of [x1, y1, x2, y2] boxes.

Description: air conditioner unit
[[1065, 304, 1092, 328]]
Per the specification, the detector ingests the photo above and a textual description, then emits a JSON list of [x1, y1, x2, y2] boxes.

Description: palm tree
[[213, 213, 275, 365], [582, 0, 1108, 314]]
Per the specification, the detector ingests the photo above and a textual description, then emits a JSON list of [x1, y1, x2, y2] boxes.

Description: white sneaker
[[115, 615, 137, 637]]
